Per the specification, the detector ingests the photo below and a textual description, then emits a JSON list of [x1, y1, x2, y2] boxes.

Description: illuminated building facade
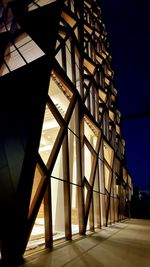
[[0, 0, 132, 265]]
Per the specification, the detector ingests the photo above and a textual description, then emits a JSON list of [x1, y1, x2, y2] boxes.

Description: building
[[0, 0, 132, 266]]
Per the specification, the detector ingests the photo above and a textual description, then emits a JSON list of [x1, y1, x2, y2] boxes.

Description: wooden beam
[[44, 180, 53, 248], [63, 134, 72, 240]]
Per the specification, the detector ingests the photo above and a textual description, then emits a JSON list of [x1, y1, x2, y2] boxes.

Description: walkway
[[24, 219, 150, 267]]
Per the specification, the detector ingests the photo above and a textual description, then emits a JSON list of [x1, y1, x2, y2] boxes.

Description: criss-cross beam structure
[[0, 0, 132, 266]]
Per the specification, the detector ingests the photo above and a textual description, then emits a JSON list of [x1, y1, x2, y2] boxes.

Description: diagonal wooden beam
[[84, 130, 101, 228], [105, 152, 115, 226], [63, 133, 72, 240], [23, 91, 77, 252]]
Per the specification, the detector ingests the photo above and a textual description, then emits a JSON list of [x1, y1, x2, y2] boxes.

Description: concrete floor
[[24, 219, 150, 267]]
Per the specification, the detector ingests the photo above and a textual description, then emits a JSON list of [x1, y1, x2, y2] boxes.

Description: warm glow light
[[42, 119, 58, 130]]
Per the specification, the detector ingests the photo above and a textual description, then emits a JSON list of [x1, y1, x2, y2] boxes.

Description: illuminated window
[[51, 178, 65, 239], [28, 166, 46, 249], [103, 141, 114, 167], [61, 11, 76, 27], [104, 164, 111, 192], [48, 74, 72, 118], [28, 0, 56, 11], [71, 184, 79, 234], [68, 130, 79, 184], [84, 117, 98, 150], [39, 105, 60, 165], [0, 32, 45, 76]]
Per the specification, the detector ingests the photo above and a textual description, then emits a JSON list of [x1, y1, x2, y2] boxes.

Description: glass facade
[[0, 0, 133, 264]]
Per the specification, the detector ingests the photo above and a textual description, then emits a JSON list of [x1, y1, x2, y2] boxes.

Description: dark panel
[[0, 55, 51, 265], [10, 1, 63, 56], [0, 32, 10, 65]]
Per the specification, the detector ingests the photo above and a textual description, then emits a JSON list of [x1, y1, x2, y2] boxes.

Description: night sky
[[100, 0, 150, 189]]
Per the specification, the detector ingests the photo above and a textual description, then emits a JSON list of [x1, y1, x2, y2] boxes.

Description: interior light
[[42, 119, 58, 130]]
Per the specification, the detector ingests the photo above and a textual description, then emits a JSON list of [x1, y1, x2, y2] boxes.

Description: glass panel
[[113, 175, 117, 198], [39, 105, 60, 165], [74, 26, 78, 40], [66, 42, 72, 82], [28, 0, 56, 11], [71, 0, 75, 13], [59, 31, 67, 39], [15, 33, 32, 47], [37, 0, 56, 6], [110, 174, 114, 197], [55, 49, 62, 67], [104, 164, 111, 192], [5, 50, 26, 71], [30, 166, 42, 207], [115, 197, 119, 222], [84, 185, 88, 202], [107, 195, 111, 225], [61, 11, 76, 27], [27, 167, 45, 250], [85, 97, 89, 110], [110, 196, 115, 223], [19, 40, 45, 63], [90, 86, 94, 117], [99, 159, 105, 194], [114, 158, 120, 175], [90, 86, 99, 120], [84, 58, 95, 74], [51, 146, 63, 179], [86, 210, 90, 231], [0, 63, 9, 76], [75, 47, 81, 94], [84, 144, 93, 184], [84, 77, 90, 87], [5, 44, 16, 54], [68, 103, 79, 137], [100, 193, 106, 226], [84, 24, 92, 35], [27, 200, 45, 250], [93, 168, 99, 192], [28, 3, 38, 12], [68, 130, 79, 184], [93, 89, 99, 123], [93, 191, 100, 228], [99, 89, 107, 102], [27, 166, 45, 250], [109, 110, 115, 121], [86, 201, 93, 231], [71, 184, 79, 234], [51, 178, 65, 240], [55, 40, 60, 50], [103, 141, 114, 167], [84, 118, 98, 150], [48, 76, 70, 118]]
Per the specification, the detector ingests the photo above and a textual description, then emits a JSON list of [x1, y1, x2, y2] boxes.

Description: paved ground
[[24, 219, 150, 267]]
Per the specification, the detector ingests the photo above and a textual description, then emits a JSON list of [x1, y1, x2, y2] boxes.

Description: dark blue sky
[[100, 0, 150, 188]]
